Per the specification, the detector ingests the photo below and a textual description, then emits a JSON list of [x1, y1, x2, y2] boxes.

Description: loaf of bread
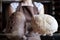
[[31, 14, 58, 36], [5, 11, 26, 39]]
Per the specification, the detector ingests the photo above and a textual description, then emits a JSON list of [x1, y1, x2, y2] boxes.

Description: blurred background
[[0, 0, 60, 40]]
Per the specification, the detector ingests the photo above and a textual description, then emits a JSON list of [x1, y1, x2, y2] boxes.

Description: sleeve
[[34, 2, 44, 11], [34, 2, 44, 14], [10, 3, 19, 12]]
